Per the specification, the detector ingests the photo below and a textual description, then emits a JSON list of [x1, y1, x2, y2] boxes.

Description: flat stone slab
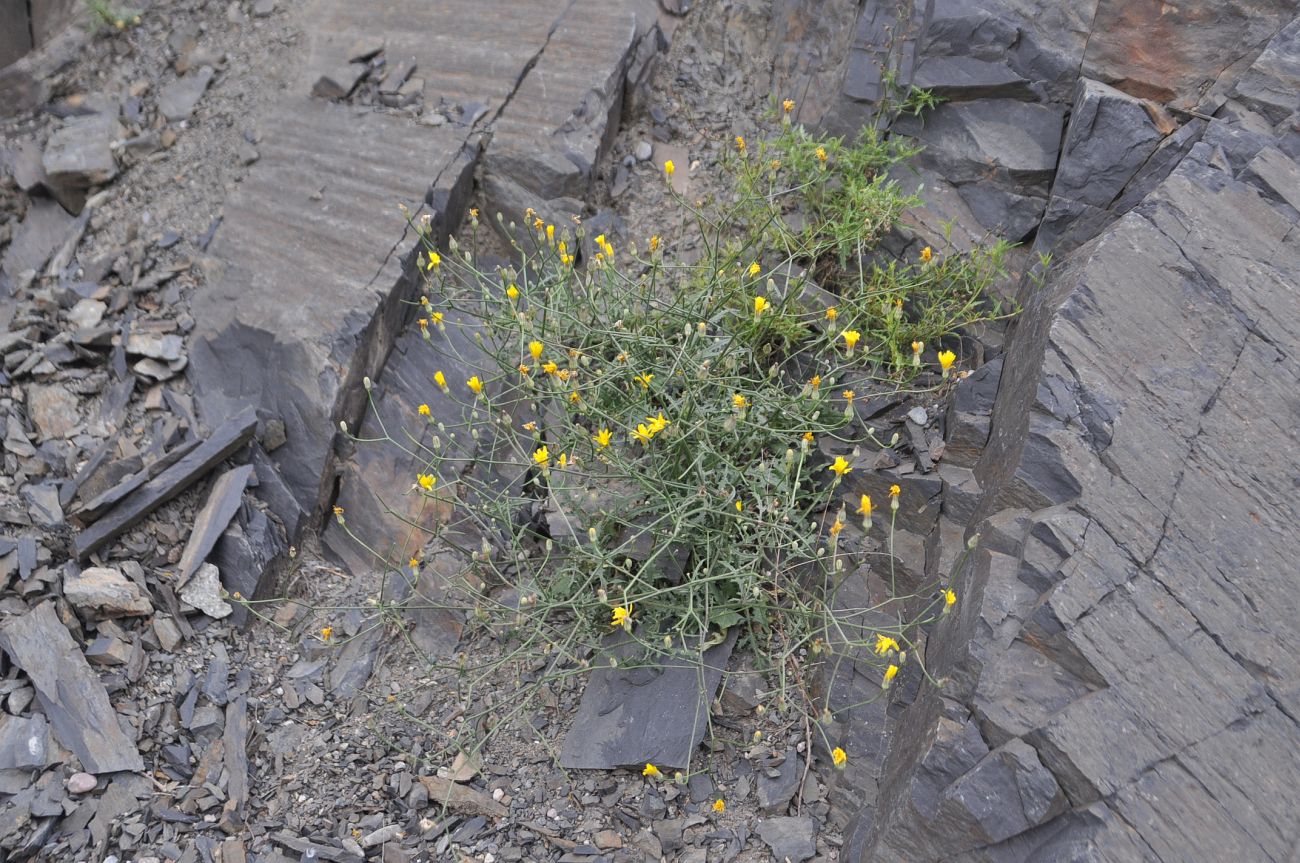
[[561, 629, 737, 770], [0, 603, 144, 774]]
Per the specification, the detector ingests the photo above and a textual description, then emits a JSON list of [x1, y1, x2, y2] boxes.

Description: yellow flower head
[[649, 235, 661, 253], [832, 747, 847, 767], [434, 370, 448, 390], [912, 340, 924, 354], [884, 664, 899, 685], [713, 798, 726, 813], [523, 421, 538, 432], [663, 160, 675, 178], [431, 311, 444, 326], [467, 376, 484, 395], [643, 763, 662, 778], [857, 494, 872, 517], [332, 505, 344, 518], [732, 393, 749, 411], [809, 374, 821, 390], [529, 340, 544, 361], [418, 318, 428, 330], [594, 428, 613, 448], [320, 626, 334, 642], [735, 135, 746, 153], [842, 389, 856, 403], [632, 423, 653, 445], [920, 246, 933, 263], [802, 431, 815, 443], [782, 98, 795, 113], [546, 223, 555, 244], [611, 604, 632, 628], [518, 363, 530, 375], [533, 446, 550, 468], [829, 456, 851, 477], [735, 500, 743, 512], [945, 588, 957, 607], [469, 207, 479, 220], [825, 306, 838, 321], [635, 372, 654, 390], [417, 473, 436, 491], [874, 633, 899, 656], [558, 452, 569, 468], [938, 350, 957, 372], [569, 391, 581, 405], [816, 146, 828, 163], [543, 361, 559, 375], [647, 412, 669, 434], [507, 284, 520, 300], [748, 261, 761, 278], [409, 557, 420, 570], [418, 403, 431, 417], [830, 518, 844, 536], [533, 217, 544, 231], [753, 295, 770, 315], [890, 484, 901, 498], [841, 329, 861, 350], [426, 252, 441, 270]]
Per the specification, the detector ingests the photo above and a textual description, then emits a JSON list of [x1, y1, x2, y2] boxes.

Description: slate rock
[[560, 629, 737, 770], [126, 333, 185, 362], [64, 566, 154, 618], [0, 714, 48, 770], [756, 816, 817, 862], [42, 113, 122, 188], [1232, 17, 1300, 125], [1, 197, 77, 279], [756, 750, 801, 814], [159, 66, 215, 122], [0, 603, 144, 773]]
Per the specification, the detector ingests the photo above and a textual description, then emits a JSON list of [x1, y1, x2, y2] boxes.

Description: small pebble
[[67, 772, 97, 794]]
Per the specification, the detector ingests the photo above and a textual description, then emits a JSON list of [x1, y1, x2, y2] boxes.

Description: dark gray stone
[[0, 603, 144, 774], [177, 464, 254, 588], [756, 816, 817, 862], [1232, 17, 1300, 125], [42, 112, 121, 188], [560, 629, 736, 770], [756, 750, 801, 814]]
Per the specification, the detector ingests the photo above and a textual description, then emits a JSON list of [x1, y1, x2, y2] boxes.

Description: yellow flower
[[816, 146, 828, 163], [594, 428, 613, 448], [418, 318, 428, 330], [874, 634, 899, 656], [649, 235, 661, 253], [920, 246, 933, 263], [431, 311, 444, 326], [663, 160, 675, 178], [825, 306, 838, 321], [938, 350, 957, 376], [890, 484, 901, 498], [828, 456, 851, 477], [883, 664, 899, 686], [332, 505, 344, 518], [841, 329, 861, 350], [611, 604, 632, 628], [409, 557, 420, 569], [320, 626, 334, 642], [735, 135, 746, 153], [529, 341, 544, 361], [469, 208, 479, 220], [542, 361, 559, 375], [568, 390, 581, 405], [945, 588, 957, 607], [802, 431, 815, 443], [832, 747, 847, 768], [830, 518, 844, 536], [782, 98, 795, 113], [418, 403, 431, 417], [852, 496, 870, 519], [518, 363, 530, 375], [735, 500, 743, 512], [842, 389, 856, 403], [912, 340, 924, 354], [713, 798, 726, 813], [417, 473, 436, 491], [558, 452, 569, 468], [533, 217, 544, 231], [467, 376, 483, 395], [632, 423, 654, 445], [753, 296, 770, 315], [546, 223, 555, 244], [523, 421, 538, 432], [635, 373, 654, 390], [809, 374, 821, 390], [507, 284, 519, 301], [434, 370, 448, 392], [732, 393, 749, 411], [533, 446, 550, 468], [770, 159, 781, 171], [426, 252, 441, 270], [748, 261, 761, 278], [643, 763, 662, 778]]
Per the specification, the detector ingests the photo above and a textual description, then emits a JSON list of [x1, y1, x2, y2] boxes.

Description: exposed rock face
[[824, 8, 1300, 861]]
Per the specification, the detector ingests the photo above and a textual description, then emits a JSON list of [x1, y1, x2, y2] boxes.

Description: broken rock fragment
[[64, 566, 154, 618], [179, 562, 233, 619], [42, 113, 123, 188]]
